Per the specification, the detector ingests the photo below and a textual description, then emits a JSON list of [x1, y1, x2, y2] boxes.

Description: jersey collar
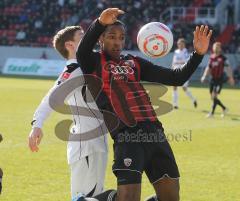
[[66, 59, 77, 65]]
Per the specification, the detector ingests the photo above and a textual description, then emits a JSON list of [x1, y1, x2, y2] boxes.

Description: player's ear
[[65, 41, 73, 51]]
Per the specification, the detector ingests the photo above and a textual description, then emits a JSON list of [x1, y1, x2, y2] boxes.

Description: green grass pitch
[[0, 76, 239, 201]]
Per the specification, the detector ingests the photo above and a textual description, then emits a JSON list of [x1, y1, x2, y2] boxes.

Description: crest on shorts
[[124, 158, 132, 167]]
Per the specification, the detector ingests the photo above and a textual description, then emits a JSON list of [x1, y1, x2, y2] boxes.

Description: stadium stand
[[0, 0, 238, 52]]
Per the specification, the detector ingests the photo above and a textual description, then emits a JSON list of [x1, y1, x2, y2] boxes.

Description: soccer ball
[[137, 22, 173, 58]]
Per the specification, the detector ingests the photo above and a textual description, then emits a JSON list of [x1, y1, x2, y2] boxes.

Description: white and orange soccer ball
[[137, 22, 173, 58]]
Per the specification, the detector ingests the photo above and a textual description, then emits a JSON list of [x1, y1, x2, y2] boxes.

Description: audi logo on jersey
[[104, 60, 135, 75]]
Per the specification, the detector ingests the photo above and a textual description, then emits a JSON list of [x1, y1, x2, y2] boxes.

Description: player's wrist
[[193, 50, 204, 57], [31, 120, 43, 130], [98, 17, 107, 26]]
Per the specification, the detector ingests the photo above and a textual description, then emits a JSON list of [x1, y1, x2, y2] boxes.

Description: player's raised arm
[[139, 52, 202, 85], [140, 25, 212, 86], [76, 20, 105, 74], [76, 8, 124, 73]]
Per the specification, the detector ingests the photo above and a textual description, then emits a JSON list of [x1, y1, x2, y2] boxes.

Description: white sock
[[185, 88, 195, 103], [173, 89, 178, 107]]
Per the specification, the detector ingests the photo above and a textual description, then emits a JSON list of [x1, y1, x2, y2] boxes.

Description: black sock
[[211, 98, 218, 114], [93, 189, 117, 201], [215, 98, 226, 110]]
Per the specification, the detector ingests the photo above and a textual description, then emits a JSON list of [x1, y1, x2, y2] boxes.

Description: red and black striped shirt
[[208, 54, 229, 80], [99, 52, 158, 126], [77, 19, 203, 137]]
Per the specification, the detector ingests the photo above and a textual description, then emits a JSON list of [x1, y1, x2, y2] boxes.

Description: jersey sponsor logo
[[104, 60, 135, 75], [124, 158, 132, 167]]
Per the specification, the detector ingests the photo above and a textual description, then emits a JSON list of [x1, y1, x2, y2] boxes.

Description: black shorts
[[112, 121, 180, 185], [210, 79, 223, 94]]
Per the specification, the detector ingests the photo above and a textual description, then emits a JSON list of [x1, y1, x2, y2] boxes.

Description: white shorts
[[70, 152, 108, 198]]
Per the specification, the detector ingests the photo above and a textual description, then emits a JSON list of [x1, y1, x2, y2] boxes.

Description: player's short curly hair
[[53, 26, 83, 59], [104, 20, 125, 34]]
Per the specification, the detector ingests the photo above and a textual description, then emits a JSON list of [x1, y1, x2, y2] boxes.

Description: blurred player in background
[[201, 42, 234, 118], [28, 26, 108, 199], [172, 38, 197, 109]]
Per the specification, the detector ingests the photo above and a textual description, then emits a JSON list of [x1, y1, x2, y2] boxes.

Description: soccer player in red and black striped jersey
[[77, 8, 212, 201], [201, 42, 234, 118]]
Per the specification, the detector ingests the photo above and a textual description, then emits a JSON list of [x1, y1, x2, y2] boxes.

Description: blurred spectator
[[1, 16, 9, 29], [227, 26, 240, 53], [19, 12, 28, 24], [58, 0, 65, 6], [226, 0, 234, 25], [237, 45, 240, 54], [69, 0, 77, 5], [16, 29, 26, 42], [34, 18, 43, 30], [40, 51, 48, 59], [0, 32, 8, 46], [202, 0, 215, 7]]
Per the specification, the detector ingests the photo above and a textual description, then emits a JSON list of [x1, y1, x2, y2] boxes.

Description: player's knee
[[211, 92, 217, 99], [115, 170, 142, 186], [155, 188, 180, 201], [154, 177, 180, 201], [115, 171, 141, 201]]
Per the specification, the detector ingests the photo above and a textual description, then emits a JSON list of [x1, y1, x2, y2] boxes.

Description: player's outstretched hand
[[28, 127, 43, 152], [193, 25, 213, 55], [99, 8, 124, 26]]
